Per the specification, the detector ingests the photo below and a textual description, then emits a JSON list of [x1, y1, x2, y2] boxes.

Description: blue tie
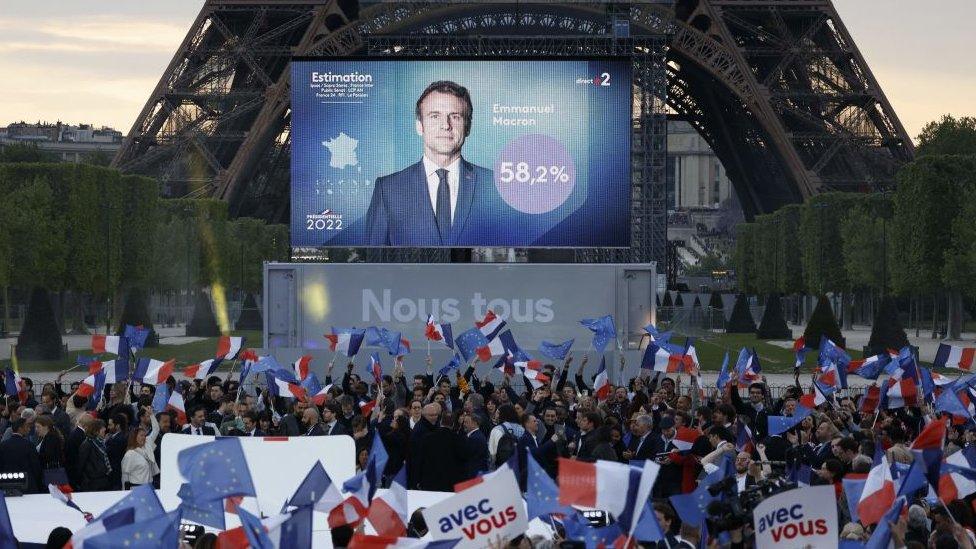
[[435, 168, 451, 242]]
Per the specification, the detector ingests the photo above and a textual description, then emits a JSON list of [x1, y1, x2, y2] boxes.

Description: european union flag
[[178, 496, 225, 530], [562, 511, 623, 549], [151, 382, 169, 414], [86, 509, 183, 549], [438, 354, 463, 378], [580, 315, 616, 353], [364, 327, 402, 356], [239, 507, 274, 549], [0, 491, 15, 548], [669, 454, 733, 525], [632, 501, 665, 543], [301, 373, 324, 396], [525, 453, 571, 520], [123, 324, 151, 351], [455, 328, 489, 362], [96, 484, 164, 523], [177, 438, 256, 503], [539, 339, 574, 361]]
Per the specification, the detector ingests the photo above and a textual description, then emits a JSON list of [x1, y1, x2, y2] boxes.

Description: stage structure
[[114, 0, 914, 265]]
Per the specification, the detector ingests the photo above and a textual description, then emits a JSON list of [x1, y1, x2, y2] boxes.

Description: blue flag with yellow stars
[[177, 438, 256, 503], [525, 453, 573, 520], [580, 315, 616, 353], [97, 484, 165, 523], [86, 509, 182, 549], [562, 510, 623, 549], [669, 453, 734, 525], [239, 506, 274, 549]]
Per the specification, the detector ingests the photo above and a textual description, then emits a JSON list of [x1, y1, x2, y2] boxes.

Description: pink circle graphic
[[493, 134, 576, 215]]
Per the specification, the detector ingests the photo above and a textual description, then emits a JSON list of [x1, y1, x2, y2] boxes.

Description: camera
[[704, 476, 797, 534]]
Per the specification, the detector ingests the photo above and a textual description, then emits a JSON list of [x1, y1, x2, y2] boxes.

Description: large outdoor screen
[[290, 59, 632, 248]]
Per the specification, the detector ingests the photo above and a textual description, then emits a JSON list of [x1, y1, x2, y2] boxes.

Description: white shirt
[[423, 156, 460, 223]]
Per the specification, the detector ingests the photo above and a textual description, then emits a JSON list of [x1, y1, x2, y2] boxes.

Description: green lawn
[[673, 332, 864, 373], [3, 330, 263, 374]]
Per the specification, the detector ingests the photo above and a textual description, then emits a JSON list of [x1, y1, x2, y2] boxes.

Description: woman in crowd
[[34, 415, 65, 483], [120, 410, 160, 489], [77, 419, 112, 491]]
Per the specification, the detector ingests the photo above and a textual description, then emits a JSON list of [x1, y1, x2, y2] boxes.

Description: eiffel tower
[[113, 0, 913, 265]]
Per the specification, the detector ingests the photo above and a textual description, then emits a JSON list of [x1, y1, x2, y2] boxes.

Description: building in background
[[666, 119, 741, 289], [0, 121, 122, 163]]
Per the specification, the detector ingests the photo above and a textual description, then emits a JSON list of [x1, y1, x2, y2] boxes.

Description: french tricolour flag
[[91, 335, 122, 355], [133, 358, 175, 385], [939, 446, 976, 502], [424, 315, 454, 350], [183, 358, 221, 380], [883, 372, 919, 409], [86, 359, 128, 384], [557, 458, 659, 537], [366, 466, 408, 537], [166, 385, 187, 425], [309, 383, 333, 407], [641, 343, 676, 373], [593, 357, 610, 401], [216, 336, 244, 360], [325, 329, 365, 357], [934, 343, 976, 371], [77, 371, 106, 400], [799, 380, 834, 409], [476, 310, 507, 341], [370, 353, 383, 385], [858, 455, 895, 525], [673, 427, 702, 452], [517, 359, 550, 389], [266, 372, 307, 400], [293, 355, 313, 381]]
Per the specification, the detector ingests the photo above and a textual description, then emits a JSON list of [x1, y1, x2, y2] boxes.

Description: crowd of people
[[3, 348, 976, 548]]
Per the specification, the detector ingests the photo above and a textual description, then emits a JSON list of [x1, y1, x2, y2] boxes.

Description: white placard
[[421, 468, 528, 548], [752, 485, 838, 549]]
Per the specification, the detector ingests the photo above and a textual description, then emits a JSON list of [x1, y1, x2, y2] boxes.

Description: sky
[[0, 0, 972, 141]]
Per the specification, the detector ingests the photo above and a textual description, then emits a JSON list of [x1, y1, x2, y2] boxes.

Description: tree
[[798, 193, 859, 295], [16, 287, 63, 360], [840, 194, 890, 292], [890, 156, 976, 339], [756, 293, 792, 340], [726, 293, 757, 334], [186, 290, 220, 337], [867, 296, 908, 355], [733, 224, 758, 294], [916, 115, 976, 156], [0, 143, 57, 163], [803, 295, 845, 348]]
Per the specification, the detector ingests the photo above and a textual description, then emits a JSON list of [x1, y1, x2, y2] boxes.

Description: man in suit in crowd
[[105, 414, 129, 489], [408, 403, 440, 489], [279, 400, 307, 437], [365, 80, 496, 246], [322, 404, 349, 436], [302, 408, 326, 436], [181, 406, 218, 436], [41, 390, 70, 438], [460, 412, 489, 480], [623, 415, 655, 462], [569, 411, 601, 461], [242, 412, 265, 437], [0, 419, 42, 493], [65, 414, 91, 490], [649, 416, 684, 498]]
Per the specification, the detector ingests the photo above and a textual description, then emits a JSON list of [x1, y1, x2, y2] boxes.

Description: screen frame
[[289, 55, 635, 249]]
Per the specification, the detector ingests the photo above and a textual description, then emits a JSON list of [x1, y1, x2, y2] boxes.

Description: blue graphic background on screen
[[290, 59, 631, 247]]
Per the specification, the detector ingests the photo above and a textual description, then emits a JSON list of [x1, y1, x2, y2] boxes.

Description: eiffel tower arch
[[113, 0, 914, 264]]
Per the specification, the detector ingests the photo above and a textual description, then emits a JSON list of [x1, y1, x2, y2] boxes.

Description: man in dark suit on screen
[[365, 80, 495, 246]]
